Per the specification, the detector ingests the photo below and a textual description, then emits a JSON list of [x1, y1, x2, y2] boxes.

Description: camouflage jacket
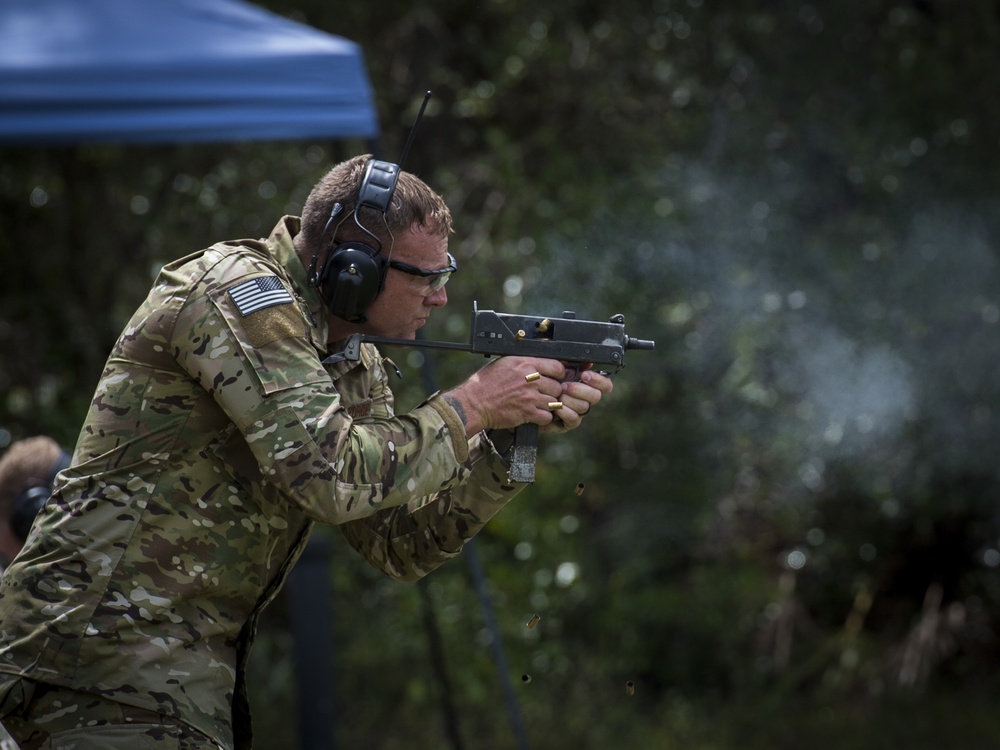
[[0, 216, 523, 749]]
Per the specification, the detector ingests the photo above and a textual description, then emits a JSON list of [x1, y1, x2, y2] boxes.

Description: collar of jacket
[[265, 215, 330, 345], [265, 216, 383, 378]]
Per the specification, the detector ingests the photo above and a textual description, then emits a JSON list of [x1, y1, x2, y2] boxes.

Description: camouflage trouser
[[0, 726, 18, 750], [0, 677, 224, 750]]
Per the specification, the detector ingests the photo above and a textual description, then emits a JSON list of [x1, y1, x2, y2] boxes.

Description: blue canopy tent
[[0, 0, 379, 144]]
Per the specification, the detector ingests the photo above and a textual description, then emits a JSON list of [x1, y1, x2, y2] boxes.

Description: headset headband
[[357, 160, 400, 214]]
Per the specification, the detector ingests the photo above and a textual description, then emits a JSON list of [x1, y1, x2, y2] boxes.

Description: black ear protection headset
[[309, 91, 433, 323], [308, 159, 401, 323], [10, 448, 71, 542]]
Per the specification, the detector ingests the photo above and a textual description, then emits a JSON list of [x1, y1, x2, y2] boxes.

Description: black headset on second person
[[309, 158, 401, 323], [10, 449, 71, 542]]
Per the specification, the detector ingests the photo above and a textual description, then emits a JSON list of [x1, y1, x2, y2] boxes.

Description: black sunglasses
[[387, 252, 458, 292]]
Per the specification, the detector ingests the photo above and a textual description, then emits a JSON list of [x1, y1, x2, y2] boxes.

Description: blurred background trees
[[3, 0, 1000, 747]]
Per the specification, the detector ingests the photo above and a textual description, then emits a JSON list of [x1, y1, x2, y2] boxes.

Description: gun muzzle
[[625, 336, 655, 351]]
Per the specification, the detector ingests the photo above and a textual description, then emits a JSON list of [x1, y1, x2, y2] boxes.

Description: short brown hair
[[0, 436, 65, 516], [298, 154, 453, 260]]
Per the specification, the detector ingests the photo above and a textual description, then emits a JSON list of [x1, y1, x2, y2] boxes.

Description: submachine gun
[[329, 302, 655, 482]]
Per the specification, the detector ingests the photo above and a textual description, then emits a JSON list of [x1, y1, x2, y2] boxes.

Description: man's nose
[[425, 286, 447, 307]]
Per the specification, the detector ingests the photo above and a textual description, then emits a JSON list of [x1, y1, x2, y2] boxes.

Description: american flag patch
[[228, 276, 294, 316]]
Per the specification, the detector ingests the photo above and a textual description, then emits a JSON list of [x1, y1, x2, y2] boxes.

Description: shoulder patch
[[228, 276, 294, 316], [239, 304, 309, 348]]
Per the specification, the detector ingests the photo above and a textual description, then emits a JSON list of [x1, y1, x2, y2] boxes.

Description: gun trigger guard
[[561, 362, 595, 383]]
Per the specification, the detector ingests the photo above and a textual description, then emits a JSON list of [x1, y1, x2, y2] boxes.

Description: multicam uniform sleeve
[[173, 256, 476, 524], [338, 438, 523, 581], [338, 359, 526, 581]]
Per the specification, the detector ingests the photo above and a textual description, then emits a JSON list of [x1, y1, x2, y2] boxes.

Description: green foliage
[[4, 0, 1000, 746]]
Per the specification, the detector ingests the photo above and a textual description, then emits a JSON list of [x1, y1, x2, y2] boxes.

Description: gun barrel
[[625, 336, 655, 351]]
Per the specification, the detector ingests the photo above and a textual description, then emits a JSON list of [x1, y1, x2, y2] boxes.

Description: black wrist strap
[[486, 428, 516, 460]]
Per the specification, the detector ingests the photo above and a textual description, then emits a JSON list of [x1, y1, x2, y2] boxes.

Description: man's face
[[361, 223, 450, 339]]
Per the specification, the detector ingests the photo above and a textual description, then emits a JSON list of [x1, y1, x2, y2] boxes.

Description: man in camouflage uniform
[[0, 435, 70, 750], [0, 154, 613, 749]]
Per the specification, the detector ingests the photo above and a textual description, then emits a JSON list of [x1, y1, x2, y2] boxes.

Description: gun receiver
[[328, 303, 655, 482]]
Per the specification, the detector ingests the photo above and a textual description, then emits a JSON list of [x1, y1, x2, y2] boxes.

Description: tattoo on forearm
[[443, 395, 468, 427]]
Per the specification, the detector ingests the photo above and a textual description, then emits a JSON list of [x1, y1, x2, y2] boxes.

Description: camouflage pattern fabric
[[0, 216, 524, 750], [0, 708, 11, 747], [0, 677, 223, 749], [0, 580, 14, 750]]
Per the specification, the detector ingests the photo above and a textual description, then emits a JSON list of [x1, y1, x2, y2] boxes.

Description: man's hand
[[442, 357, 613, 438], [542, 367, 614, 434]]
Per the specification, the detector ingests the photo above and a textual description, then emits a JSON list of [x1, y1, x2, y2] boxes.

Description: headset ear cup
[[8, 449, 70, 544], [320, 242, 387, 322], [11, 486, 50, 542]]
